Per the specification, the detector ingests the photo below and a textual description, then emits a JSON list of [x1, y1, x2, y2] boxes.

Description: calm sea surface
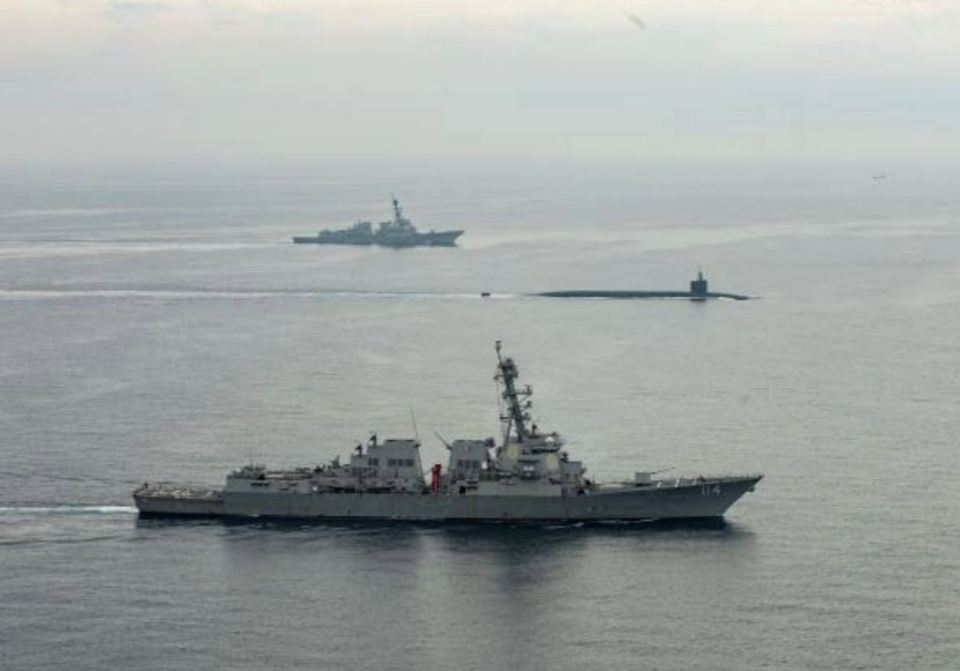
[[1, 165, 958, 670]]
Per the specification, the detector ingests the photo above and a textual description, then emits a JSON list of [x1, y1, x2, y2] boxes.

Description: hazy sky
[[3, 0, 959, 168]]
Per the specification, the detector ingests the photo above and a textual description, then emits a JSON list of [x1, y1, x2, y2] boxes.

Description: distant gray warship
[[292, 197, 463, 248], [134, 343, 761, 522]]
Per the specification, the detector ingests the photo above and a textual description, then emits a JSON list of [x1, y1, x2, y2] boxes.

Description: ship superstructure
[[292, 197, 464, 248], [134, 344, 761, 521]]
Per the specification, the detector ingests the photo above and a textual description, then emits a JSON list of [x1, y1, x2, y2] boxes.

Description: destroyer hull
[[292, 231, 463, 247], [135, 495, 223, 517], [135, 476, 760, 522]]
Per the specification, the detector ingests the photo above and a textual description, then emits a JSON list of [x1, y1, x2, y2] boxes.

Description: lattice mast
[[494, 341, 534, 445]]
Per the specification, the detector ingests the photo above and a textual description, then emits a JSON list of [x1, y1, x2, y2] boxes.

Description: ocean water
[[1, 164, 958, 670]]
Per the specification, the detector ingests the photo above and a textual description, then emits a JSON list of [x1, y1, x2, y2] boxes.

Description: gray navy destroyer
[[134, 343, 761, 522], [292, 197, 463, 248]]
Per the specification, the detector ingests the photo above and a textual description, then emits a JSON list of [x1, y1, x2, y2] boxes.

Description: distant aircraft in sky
[[627, 13, 646, 31]]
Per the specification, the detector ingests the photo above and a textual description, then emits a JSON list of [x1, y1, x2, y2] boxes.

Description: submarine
[[536, 271, 750, 301]]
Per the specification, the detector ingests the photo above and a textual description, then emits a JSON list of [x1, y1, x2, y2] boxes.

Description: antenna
[[433, 430, 452, 449], [409, 406, 420, 444]]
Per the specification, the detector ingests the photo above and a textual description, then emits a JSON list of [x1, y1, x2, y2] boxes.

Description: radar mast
[[494, 341, 534, 444], [391, 195, 404, 224]]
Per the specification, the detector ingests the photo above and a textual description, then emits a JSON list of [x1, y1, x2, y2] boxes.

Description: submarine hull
[[537, 290, 749, 301]]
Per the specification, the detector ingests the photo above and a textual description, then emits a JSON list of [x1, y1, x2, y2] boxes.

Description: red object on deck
[[430, 464, 442, 494]]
